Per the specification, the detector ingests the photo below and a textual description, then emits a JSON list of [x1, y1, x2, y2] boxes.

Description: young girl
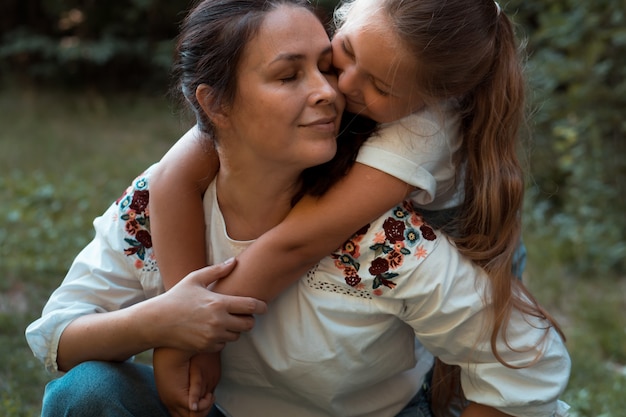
[[150, 0, 552, 414]]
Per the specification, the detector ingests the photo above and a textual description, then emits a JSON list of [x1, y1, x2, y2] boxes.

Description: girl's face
[[221, 5, 344, 174], [332, 2, 423, 123]]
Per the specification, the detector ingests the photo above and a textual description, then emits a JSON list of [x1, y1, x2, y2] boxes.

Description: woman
[[26, 0, 346, 415], [26, 0, 570, 416]]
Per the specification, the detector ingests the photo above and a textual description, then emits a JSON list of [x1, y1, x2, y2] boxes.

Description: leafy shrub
[[0, 0, 189, 89], [509, 0, 626, 274]]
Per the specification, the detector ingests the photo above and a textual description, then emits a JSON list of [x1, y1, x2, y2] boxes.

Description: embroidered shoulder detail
[[115, 173, 157, 272], [305, 265, 373, 300], [331, 201, 436, 297]]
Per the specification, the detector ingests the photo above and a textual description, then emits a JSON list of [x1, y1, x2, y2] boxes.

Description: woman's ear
[[196, 84, 230, 129]]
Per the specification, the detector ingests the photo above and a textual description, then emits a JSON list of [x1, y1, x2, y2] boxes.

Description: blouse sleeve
[[25, 168, 163, 373], [397, 238, 571, 417], [355, 109, 462, 208]]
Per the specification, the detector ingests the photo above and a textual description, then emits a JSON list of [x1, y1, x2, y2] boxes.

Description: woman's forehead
[[242, 6, 329, 67]]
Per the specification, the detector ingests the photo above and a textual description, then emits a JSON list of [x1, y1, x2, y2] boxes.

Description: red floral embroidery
[[420, 224, 436, 241], [383, 217, 405, 243], [344, 268, 361, 287], [331, 202, 437, 296], [387, 250, 404, 269], [130, 190, 149, 212], [369, 257, 389, 275], [117, 173, 153, 268], [136, 230, 153, 248]]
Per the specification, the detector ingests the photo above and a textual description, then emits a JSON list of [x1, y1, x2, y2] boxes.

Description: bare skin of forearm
[[212, 163, 412, 301], [56, 261, 258, 372], [56, 297, 164, 371], [461, 403, 513, 417]]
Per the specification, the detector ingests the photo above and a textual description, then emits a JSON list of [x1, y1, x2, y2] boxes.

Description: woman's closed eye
[[279, 72, 299, 83]]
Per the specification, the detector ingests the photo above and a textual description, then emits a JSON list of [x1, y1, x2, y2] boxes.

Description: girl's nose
[[337, 64, 361, 97]]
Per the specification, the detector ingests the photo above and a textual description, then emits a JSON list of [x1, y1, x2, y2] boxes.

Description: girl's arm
[[212, 162, 413, 300], [150, 128, 412, 301], [149, 125, 218, 290]]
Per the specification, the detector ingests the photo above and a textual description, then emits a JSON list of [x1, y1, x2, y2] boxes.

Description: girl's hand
[[153, 347, 195, 417], [188, 352, 222, 416]]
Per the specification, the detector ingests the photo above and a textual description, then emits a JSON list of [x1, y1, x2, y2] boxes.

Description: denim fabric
[[511, 237, 527, 280], [41, 361, 170, 417], [394, 381, 433, 417], [44, 361, 434, 417]]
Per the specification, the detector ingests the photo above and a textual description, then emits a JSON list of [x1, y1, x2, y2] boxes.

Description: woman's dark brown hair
[[171, 0, 312, 137]]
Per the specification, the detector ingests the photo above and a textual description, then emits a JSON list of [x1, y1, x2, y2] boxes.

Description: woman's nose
[[311, 72, 338, 105]]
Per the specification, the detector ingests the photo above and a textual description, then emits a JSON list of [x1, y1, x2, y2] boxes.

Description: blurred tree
[[508, 0, 626, 273], [0, 0, 192, 90]]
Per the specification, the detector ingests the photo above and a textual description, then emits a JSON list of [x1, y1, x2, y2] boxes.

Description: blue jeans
[[42, 361, 433, 417], [42, 361, 170, 417]]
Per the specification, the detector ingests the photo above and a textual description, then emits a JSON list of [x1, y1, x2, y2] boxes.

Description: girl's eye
[[374, 84, 390, 97], [341, 41, 355, 59], [371, 78, 391, 96]]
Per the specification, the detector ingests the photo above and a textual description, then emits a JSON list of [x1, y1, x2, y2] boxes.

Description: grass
[[523, 239, 626, 416], [1, 89, 625, 416], [0, 88, 187, 416]]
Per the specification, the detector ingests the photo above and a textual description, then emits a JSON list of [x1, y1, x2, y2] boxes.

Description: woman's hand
[[147, 259, 268, 353], [56, 259, 265, 371]]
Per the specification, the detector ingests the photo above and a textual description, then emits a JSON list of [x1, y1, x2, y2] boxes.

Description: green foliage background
[[1, 0, 625, 416], [2, 0, 624, 272], [507, 0, 626, 274]]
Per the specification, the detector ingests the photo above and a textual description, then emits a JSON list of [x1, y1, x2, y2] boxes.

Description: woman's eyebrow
[[270, 53, 305, 64], [270, 45, 333, 65]]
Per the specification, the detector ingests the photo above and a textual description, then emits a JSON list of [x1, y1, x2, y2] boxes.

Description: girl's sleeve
[[25, 168, 163, 373], [356, 110, 462, 208], [397, 237, 571, 417]]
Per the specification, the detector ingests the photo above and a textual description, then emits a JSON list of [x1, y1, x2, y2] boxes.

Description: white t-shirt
[[356, 105, 463, 210]]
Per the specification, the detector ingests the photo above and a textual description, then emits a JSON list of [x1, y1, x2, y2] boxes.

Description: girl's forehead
[[341, 2, 393, 46], [344, 0, 385, 27]]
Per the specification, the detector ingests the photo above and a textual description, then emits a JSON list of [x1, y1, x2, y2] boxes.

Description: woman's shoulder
[[314, 201, 443, 299], [110, 165, 159, 273]]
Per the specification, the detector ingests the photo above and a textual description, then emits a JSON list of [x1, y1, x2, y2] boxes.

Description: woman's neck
[[215, 169, 299, 241]]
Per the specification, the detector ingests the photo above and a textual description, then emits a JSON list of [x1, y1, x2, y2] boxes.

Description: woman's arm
[[212, 162, 413, 300], [149, 125, 218, 290], [56, 260, 266, 371]]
